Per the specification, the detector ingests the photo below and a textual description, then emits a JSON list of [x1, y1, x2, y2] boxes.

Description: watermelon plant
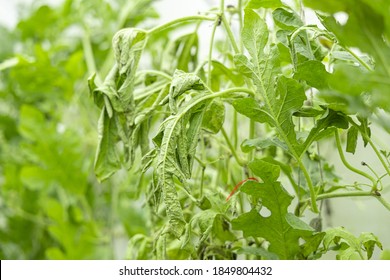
[[1, 0, 389, 261], [88, 0, 390, 260]]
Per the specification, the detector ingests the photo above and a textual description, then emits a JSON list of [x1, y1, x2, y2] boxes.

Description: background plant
[[0, 0, 157, 259], [1, 0, 390, 260]]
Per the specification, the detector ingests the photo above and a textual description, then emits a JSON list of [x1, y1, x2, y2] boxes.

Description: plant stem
[[316, 191, 373, 200], [82, 31, 101, 84], [334, 130, 377, 188], [297, 159, 319, 213], [220, 0, 225, 11], [302, 190, 390, 212], [194, 60, 208, 75], [290, 26, 318, 42], [322, 30, 374, 72], [221, 127, 247, 167], [364, 136, 390, 176], [200, 167, 205, 198], [221, 14, 240, 54], [218, 87, 255, 97], [344, 47, 373, 72], [177, 184, 198, 203], [137, 70, 172, 80], [248, 119, 255, 163], [238, 0, 244, 52], [147, 15, 216, 35], [347, 118, 390, 177], [233, 110, 238, 149], [134, 81, 167, 101], [207, 17, 220, 87], [376, 196, 390, 211]]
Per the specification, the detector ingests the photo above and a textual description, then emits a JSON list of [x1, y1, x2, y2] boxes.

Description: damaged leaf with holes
[[232, 159, 321, 259]]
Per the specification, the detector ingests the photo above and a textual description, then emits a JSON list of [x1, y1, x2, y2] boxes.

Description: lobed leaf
[[234, 9, 306, 157], [232, 159, 315, 259]]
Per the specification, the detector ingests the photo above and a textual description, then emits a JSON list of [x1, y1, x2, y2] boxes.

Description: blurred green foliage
[[0, 0, 156, 259]]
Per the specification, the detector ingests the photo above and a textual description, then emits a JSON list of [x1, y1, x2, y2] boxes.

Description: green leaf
[[293, 107, 324, 118], [201, 100, 225, 134], [126, 234, 152, 260], [91, 66, 126, 113], [45, 248, 66, 260], [323, 227, 382, 260], [232, 159, 313, 259], [360, 232, 383, 259], [212, 214, 236, 242], [360, 0, 390, 40], [20, 166, 49, 191], [242, 9, 270, 69], [186, 109, 204, 173], [276, 28, 322, 63], [177, 119, 191, 178], [241, 137, 288, 153], [313, 1, 390, 113], [318, 4, 388, 65], [356, 116, 371, 147], [381, 250, 390, 260], [328, 64, 371, 96], [210, 60, 244, 91], [303, 0, 347, 13], [154, 75, 214, 238], [246, 0, 283, 9], [285, 213, 314, 232], [175, 33, 199, 72], [294, 60, 330, 89], [272, 8, 303, 31], [346, 126, 359, 154], [156, 116, 187, 238], [165, 69, 204, 112], [261, 156, 301, 193], [197, 196, 212, 210], [300, 232, 326, 259], [91, 27, 150, 180], [248, 159, 280, 183], [18, 105, 47, 141], [94, 108, 121, 182], [233, 98, 273, 124], [237, 247, 279, 260], [161, 32, 199, 73], [234, 10, 307, 157], [196, 210, 217, 232], [301, 109, 349, 154], [169, 70, 204, 98], [234, 77, 306, 156], [113, 28, 147, 76], [113, 28, 148, 110], [233, 54, 255, 78], [240, 180, 264, 201], [16, 5, 58, 40], [0, 57, 19, 71]]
